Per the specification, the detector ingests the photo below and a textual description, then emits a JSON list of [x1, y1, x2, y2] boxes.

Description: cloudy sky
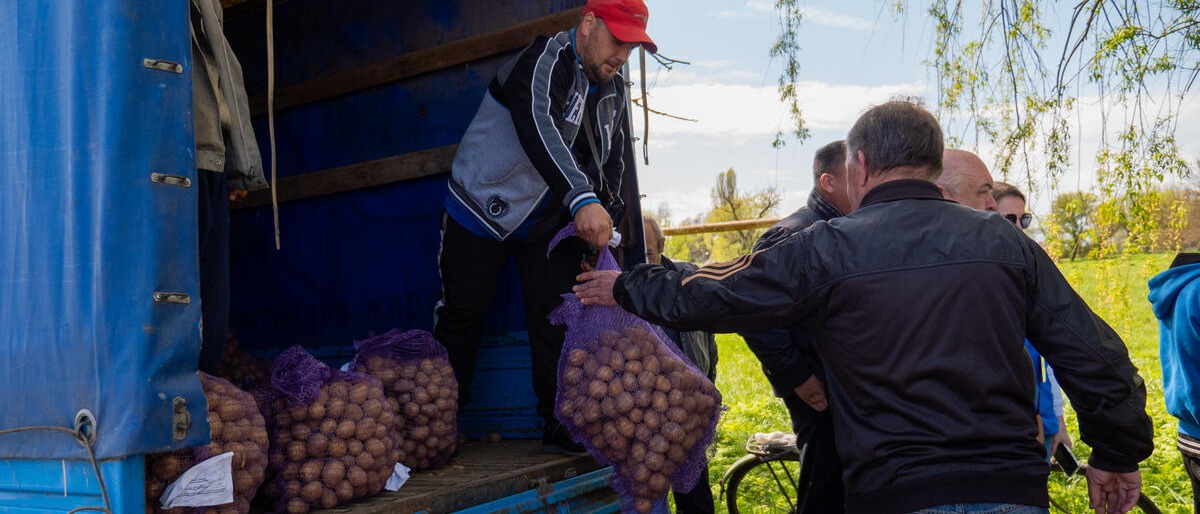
[[628, 0, 1200, 223]]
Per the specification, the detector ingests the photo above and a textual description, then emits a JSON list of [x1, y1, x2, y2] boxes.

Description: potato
[[588, 380, 607, 399], [300, 480, 323, 503], [285, 498, 309, 514], [306, 433, 329, 457], [568, 348, 587, 366], [634, 498, 654, 514], [321, 489, 339, 509], [299, 460, 322, 482], [335, 479, 355, 501], [348, 465, 369, 488], [328, 438, 348, 458], [335, 419, 357, 439], [286, 440, 307, 462], [321, 459, 346, 484]]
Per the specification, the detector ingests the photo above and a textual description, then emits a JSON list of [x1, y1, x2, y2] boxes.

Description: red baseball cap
[[583, 0, 657, 54]]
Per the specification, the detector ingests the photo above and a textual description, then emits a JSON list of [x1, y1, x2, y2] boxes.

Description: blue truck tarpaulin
[[0, 1, 211, 459]]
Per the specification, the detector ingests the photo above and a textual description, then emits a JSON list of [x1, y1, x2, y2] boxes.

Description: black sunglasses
[[1003, 213, 1033, 229]]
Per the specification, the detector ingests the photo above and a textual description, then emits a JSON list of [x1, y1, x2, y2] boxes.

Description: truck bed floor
[[301, 440, 606, 514]]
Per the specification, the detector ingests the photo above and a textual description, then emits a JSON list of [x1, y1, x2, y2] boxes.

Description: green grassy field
[[700, 252, 1192, 513]]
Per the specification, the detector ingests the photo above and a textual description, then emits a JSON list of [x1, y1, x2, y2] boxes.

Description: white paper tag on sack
[[385, 462, 412, 491], [608, 228, 622, 248], [159, 451, 235, 508]]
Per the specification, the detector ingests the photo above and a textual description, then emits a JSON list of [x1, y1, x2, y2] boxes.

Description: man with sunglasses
[[994, 181, 1033, 229], [993, 181, 1073, 461]]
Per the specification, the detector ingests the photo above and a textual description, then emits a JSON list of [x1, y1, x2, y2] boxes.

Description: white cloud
[[802, 7, 873, 32], [635, 80, 927, 138], [711, 5, 872, 30], [712, 1, 774, 19], [638, 60, 767, 87]]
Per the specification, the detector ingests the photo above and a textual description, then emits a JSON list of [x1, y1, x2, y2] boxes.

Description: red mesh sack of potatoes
[[256, 345, 402, 514], [144, 372, 269, 514], [348, 328, 459, 471], [548, 225, 722, 514]]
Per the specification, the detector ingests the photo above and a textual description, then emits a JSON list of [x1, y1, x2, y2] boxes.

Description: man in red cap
[[435, 0, 656, 457]]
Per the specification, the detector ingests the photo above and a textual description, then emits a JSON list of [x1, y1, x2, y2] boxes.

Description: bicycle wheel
[[1135, 492, 1162, 514], [722, 451, 802, 514], [1048, 468, 1163, 514]]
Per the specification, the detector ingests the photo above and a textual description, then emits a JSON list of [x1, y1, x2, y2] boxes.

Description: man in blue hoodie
[[1149, 252, 1200, 512]]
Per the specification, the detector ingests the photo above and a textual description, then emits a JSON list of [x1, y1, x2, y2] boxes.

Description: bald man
[[938, 149, 998, 211]]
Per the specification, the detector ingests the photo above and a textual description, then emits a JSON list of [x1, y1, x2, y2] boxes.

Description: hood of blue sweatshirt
[[1148, 262, 1200, 321]]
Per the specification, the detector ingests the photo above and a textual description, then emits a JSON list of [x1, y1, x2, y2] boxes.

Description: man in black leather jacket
[[739, 140, 850, 513], [572, 100, 1153, 514]]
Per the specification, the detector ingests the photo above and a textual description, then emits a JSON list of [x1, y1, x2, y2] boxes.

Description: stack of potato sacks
[[219, 331, 272, 390], [144, 373, 269, 514], [349, 328, 459, 471], [256, 346, 402, 514], [548, 232, 722, 514]]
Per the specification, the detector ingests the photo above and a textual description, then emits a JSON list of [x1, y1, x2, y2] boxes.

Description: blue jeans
[[911, 504, 1048, 514]]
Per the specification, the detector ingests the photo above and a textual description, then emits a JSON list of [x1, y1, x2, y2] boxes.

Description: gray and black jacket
[[613, 179, 1153, 514], [190, 0, 266, 191], [449, 30, 627, 240]]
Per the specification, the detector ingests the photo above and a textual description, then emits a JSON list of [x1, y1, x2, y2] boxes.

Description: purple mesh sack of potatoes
[[255, 345, 401, 514], [348, 328, 459, 471], [548, 224, 722, 514]]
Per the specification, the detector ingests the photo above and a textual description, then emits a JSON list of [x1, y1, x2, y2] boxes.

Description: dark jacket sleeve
[[738, 219, 821, 394], [614, 237, 815, 334], [741, 328, 817, 395], [1023, 240, 1154, 472], [495, 39, 595, 210]]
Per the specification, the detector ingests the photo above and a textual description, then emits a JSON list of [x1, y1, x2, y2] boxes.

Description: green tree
[[663, 212, 711, 264], [658, 168, 783, 265], [1043, 191, 1098, 260], [772, 1, 1197, 257], [706, 168, 783, 262]]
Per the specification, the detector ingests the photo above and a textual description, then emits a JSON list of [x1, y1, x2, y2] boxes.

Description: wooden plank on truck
[[234, 144, 457, 209], [307, 440, 609, 513], [245, 8, 583, 115]]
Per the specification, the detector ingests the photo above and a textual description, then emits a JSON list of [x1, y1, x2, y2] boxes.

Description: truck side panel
[[0, 0, 210, 460]]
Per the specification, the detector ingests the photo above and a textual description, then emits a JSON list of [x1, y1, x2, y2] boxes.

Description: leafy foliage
[[707, 169, 783, 262], [770, 0, 811, 148], [662, 168, 782, 264], [1043, 191, 1099, 260], [773, 1, 1198, 257], [1043, 185, 1200, 260]]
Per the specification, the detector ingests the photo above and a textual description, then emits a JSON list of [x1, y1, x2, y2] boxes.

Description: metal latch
[[143, 58, 183, 74], [172, 397, 191, 441], [151, 173, 191, 188], [532, 476, 554, 496], [153, 292, 191, 304]]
